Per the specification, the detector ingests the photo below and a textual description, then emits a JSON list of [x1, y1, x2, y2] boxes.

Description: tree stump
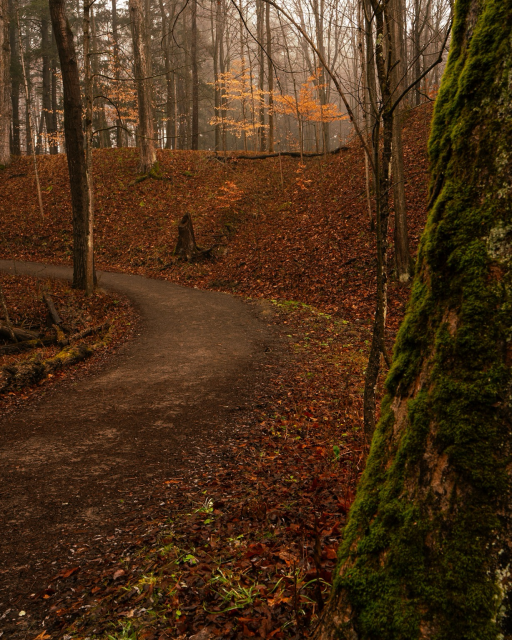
[[173, 213, 211, 262]]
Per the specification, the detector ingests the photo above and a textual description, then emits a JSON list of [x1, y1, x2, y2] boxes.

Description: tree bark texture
[[0, 0, 11, 166], [83, 0, 95, 268], [390, 0, 412, 283], [315, 2, 512, 638], [49, 0, 94, 293], [362, 2, 394, 440], [257, 0, 265, 152], [40, 16, 55, 154], [50, 35, 58, 154], [266, 0, 273, 153], [159, 0, 175, 149], [112, 0, 123, 148], [8, 0, 19, 156], [129, 0, 156, 172], [173, 213, 210, 261], [191, 0, 199, 150]]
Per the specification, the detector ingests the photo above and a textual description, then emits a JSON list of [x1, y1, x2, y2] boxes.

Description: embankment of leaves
[[0, 104, 432, 336], [0, 273, 136, 409], [38, 301, 373, 640]]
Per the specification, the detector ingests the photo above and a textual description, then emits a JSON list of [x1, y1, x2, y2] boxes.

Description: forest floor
[[0, 104, 432, 639], [0, 271, 135, 410]]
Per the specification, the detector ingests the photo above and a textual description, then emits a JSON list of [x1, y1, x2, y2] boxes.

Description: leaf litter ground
[[0, 273, 136, 411], [0, 105, 432, 638]]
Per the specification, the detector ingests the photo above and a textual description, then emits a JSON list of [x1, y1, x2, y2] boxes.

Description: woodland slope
[[0, 105, 431, 334]]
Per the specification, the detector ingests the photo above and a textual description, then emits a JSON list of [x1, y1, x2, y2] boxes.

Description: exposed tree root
[[131, 163, 167, 185]]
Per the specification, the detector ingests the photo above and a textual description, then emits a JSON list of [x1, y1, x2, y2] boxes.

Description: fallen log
[[218, 146, 349, 161], [0, 324, 114, 394], [70, 321, 111, 342], [0, 322, 39, 342], [0, 322, 111, 357]]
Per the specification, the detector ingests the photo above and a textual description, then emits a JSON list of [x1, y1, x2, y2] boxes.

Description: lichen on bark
[[315, 1, 512, 639]]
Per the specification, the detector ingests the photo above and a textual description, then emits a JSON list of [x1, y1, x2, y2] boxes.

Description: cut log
[[173, 213, 212, 262], [0, 323, 39, 342], [43, 292, 62, 326]]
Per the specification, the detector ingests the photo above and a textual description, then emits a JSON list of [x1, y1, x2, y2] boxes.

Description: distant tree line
[[0, 0, 451, 161]]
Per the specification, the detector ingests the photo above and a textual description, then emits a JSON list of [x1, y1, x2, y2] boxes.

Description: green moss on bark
[[322, 2, 512, 639]]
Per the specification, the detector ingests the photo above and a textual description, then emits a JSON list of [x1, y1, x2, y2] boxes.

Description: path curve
[[0, 261, 276, 625]]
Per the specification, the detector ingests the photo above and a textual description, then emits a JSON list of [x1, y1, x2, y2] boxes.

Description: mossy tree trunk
[[315, 1, 512, 639]]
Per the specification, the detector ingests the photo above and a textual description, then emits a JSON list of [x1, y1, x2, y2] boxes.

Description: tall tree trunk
[[390, 0, 411, 283], [256, 0, 265, 152], [91, 7, 110, 149], [18, 9, 44, 218], [190, 0, 198, 150], [159, 0, 175, 150], [41, 16, 54, 154], [36, 107, 44, 154], [49, 0, 94, 293], [412, 0, 422, 106], [363, 0, 377, 132], [23, 28, 31, 155], [359, 0, 374, 231], [112, 0, 123, 148], [266, 0, 273, 153], [211, 0, 220, 151], [315, 2, 512, 638], [8, 0, 19, 156], [83, 0, 94, 249], [184, 5, 191, 148], [129, 0, 156, 172], [362, 2, 394, 439], [312, 0, 329, 152], [0, 0, 11, 166], [50, 45, 58, 154]]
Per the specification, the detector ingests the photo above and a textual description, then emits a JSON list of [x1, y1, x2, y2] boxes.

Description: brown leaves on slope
[[0, 105, 432, 338]]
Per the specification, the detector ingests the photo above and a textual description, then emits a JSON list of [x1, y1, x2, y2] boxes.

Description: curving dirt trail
[[0, 260, 277, 637]]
